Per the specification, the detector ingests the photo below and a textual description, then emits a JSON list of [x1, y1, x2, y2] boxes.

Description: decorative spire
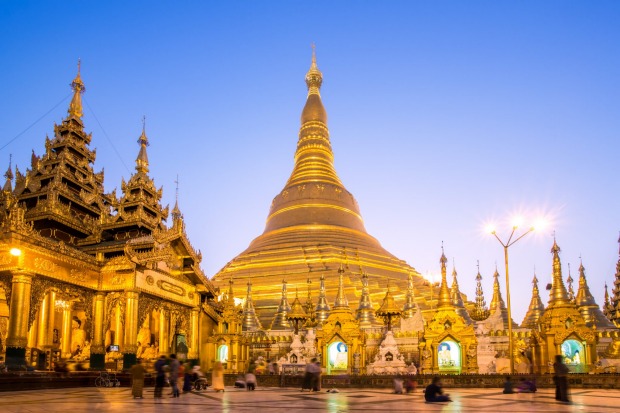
[[304, 276, 316, 327], [489, 265, 506, 311], [171, 174, 183, 226], [270, 280, 292, 330], [67, 59, 85, 119], [402, 271, 417, 318], [242, 279, 263, 331], [604, 282, 612, 320], [472, 261, 490, 321], [547, 238, 571, 307], [315, 274, 331, 324], [567, 263, 575, 303], [450, 263, 473, 323], [2, 155, 13, 192], [437, 244, 453, 309], [334, 263, 349, 309], [521, 273, 546, 328], [356, 270, 377, 327], [575, 260, 615, 329], [135, 116, 150, 174], [610, 234, 620, 325], [305, 43, 323, 97]]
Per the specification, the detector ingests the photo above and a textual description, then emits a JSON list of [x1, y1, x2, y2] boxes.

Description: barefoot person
[[130, 359, 146, 399], [424, 376, 451, 402]]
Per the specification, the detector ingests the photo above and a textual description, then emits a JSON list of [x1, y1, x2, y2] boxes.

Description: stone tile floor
[[0, 386, 618, 412]]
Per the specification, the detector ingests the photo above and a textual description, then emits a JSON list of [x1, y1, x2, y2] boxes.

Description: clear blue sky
[[1, 1, 619, 322]]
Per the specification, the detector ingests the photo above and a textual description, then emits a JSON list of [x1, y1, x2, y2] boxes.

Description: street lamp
[[488, 220, 538, 374]]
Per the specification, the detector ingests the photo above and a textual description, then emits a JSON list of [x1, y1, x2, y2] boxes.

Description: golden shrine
[[2, 52, 620, 377], [0, 63, 219, 371]]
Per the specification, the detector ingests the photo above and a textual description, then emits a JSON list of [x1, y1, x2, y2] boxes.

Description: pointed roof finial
[[305, 43, 323, 96], [135, 117, 150, 174], [2, 154, 13, 192], [67, 58, 85, 119]]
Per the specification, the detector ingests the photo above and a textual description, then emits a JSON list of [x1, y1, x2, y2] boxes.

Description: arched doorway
[[561, 339, 584, 373], [217, 344, 229, 366], [327, 341, 348, 374]]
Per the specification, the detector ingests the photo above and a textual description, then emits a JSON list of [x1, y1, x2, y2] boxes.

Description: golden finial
[[305, 43, 323, 95], [135, 116, 149, 173], [68, 58, 85, 119]]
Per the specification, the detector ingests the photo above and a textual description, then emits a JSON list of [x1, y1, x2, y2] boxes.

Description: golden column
[[90, 292, 106, 370], [60, 301, 73, 358], [189, 307, 199, 360], [113, 303, 124, 351], [36, 290, 56, 349], [123, 290, 139, 368], [159, 309, 169, 356], [6, 270, 33, 368]]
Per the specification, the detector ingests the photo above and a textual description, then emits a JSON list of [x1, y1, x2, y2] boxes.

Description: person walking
[[553, 354, 570, 403], [130, 359, 146, 399], [153, 355, 167, 399], [212, 361, 225, 392], [169, 354, 180, 398], [301, 359, 315, 391], [183, 362, 193, 393]]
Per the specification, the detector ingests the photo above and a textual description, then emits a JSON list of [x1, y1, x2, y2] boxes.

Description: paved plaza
[[0, 386, 619, 412]]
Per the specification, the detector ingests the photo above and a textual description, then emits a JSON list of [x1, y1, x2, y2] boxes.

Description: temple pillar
[[188, 307, 199, 360], [36, 293, 49, 348], [28, 315, 38, 349], [90, 292, 106, 370], [60, 302, 73, 358], [6, 271, 33, 369], [159, 309, 169, 355], [123, 290, 139, 369]]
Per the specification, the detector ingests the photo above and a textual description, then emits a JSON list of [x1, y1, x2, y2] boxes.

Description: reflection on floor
[[1, 386, 619, 412]]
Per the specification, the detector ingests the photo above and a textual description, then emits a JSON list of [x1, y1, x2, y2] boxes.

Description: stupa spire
[[270, 280, 292, 330], [315, 274, 331, 324], [567, 263, 575, 303], [334, 263, 350, 309], [356, 270, 377, 327], [402, 271, 417, 318], [304, 276, 316, 327], [603, 282, 612, 320], [135, 116, 150, 174], [472, 261, 489, 321], [575, 260, 615, 329], [242, 279, 263, 331], [521, 273, 545, 328], [451, 263, 473, 323], [610, 234, 620, 325], [67, 59, 85, 119], [3, 155, 13, 192], [437, 244, 453, 309], [547, 238, 571, 307], [489, 265, 506, 311]]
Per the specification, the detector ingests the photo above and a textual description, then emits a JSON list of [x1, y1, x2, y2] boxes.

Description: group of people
[[131, 354, 201, 399]]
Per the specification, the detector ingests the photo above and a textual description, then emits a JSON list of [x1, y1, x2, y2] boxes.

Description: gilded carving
[[0, 254, 13, 266], [146, 275, 155, 285], [111, 274, 125, 286], [34, 257, 58, 273], [0, 274, 12, 310], [156, 279, 185, 297], [69, 268, 88, 282], [104, 292, 126, 330]]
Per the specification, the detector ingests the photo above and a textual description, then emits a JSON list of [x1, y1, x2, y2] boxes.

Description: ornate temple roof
[[212, 49, 427, 326], [471, 263, 490, 321], [451, 265, 473, 324]]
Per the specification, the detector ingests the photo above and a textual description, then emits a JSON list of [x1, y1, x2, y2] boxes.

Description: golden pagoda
[[212, 48, 426, 326]]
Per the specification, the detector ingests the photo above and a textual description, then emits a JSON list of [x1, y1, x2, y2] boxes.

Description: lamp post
[[490, 225, 534, 375]]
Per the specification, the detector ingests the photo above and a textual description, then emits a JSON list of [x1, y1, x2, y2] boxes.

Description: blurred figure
[[502, 376, 514, 394], [212, 361, 225, 392], [130, 359, 146, 399], [153, 355, 167, 399], [404, 377, 417, 393], [393, 377, 404, 394], [553, 354, 570, 403], [169, 354, 180, 398], [245, 370, 257, 390], [516, 378, 537, 393], [424, 376, 451, 402]]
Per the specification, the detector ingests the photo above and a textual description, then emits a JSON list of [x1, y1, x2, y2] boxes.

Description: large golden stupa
[[212, 50, 432, 327]]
